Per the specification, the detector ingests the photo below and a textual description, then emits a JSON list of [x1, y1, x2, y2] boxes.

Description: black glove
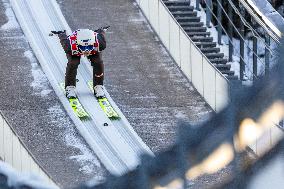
[[50, 30, 66, 35], [95, 26, 110, 33]]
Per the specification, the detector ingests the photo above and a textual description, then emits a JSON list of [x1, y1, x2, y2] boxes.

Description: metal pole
[[253, 36, 257, 81], [217, 0, 223, 45], [228, 0, 233, 61], [138, 154, 150, 189], [240, 6, 245, 81], [206, 0, 212, 28], [179, 141, 188, 189], [265, 34, 270, 76], [280, 120, 284, 129], [177, 122, 190, 189], [196, 0, 200, 10]]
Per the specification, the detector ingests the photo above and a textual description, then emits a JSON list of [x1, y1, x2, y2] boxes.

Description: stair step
[[205, 53, 224, 59], [209, 58, 228, 64], [195, 42, 217, 48], [176, 17, 201, 22], [163, 1, 191, 7], [221, 70, 235, 75], [187, 31, 211, 37], [191, 36, 213, 42], [213, 64, 231, 70], [201, 47, 220, 53], [226, 75, 239, 80], [167, 6, 194, 12], [180, 22, 204, 27], [172, 11, 197, 17], [183, 27, 207, 32]]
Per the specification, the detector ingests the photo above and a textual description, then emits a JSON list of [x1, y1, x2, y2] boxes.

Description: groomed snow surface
[[9, 0, 153, 177], [1, 0, 102, 173]]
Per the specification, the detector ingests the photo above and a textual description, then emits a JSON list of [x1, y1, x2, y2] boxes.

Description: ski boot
[[94, 85, 105, 99], [66, 86, 77, 99]]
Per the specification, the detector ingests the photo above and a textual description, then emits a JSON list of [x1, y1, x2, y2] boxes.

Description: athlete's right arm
[[49, 30, 71, 54]]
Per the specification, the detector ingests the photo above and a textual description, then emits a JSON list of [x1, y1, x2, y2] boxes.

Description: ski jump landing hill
[[3, 0, 227, 181], [8, 0, 153, 176], [3, 0, 283, 186]]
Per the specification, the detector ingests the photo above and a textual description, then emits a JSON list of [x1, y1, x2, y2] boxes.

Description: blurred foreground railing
[[71, 38, 284, 189]]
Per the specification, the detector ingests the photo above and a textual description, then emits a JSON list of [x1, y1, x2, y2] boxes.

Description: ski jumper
[[58, 30, 106, 88]]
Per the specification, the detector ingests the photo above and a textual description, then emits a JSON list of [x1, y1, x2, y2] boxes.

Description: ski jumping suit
[[58, 30, 106, 88]]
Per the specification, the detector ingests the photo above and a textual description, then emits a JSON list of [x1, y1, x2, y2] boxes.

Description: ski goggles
[[78, 45, 94, 52]]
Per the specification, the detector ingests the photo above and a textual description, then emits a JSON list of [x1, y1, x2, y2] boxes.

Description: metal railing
[[138, 0, 230, 112], [199, 0, 283, 82]]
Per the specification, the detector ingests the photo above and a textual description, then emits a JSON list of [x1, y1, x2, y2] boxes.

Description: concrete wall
[[136, 0, 229, 112], [0, 111, 57, 187]]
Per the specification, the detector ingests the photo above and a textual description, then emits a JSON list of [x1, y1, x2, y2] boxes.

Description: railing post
[[253, 35, 257, 81], [177, 122, 190, 189], [228, 0, 233, 62], [265, 33, 270, 76], [138, 154, 150, 189], [206, 0, 212, 28], [217, 0, 223, 45], [240, 6, 245, 81], [196, 0, 200, 11], [280, 120, 284, 129]]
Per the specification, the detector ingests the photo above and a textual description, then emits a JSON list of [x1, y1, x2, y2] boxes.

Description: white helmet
[[76, 29, 96, 52]]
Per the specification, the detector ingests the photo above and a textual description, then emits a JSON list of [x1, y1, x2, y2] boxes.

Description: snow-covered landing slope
[[10, 0, 153, 175]]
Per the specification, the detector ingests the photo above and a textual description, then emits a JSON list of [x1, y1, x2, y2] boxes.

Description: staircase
[[163, 0, 238, 80]]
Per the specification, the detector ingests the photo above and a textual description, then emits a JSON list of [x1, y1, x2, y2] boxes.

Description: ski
[[60, 83, 89, 120], [87, 81, 120, 120]]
